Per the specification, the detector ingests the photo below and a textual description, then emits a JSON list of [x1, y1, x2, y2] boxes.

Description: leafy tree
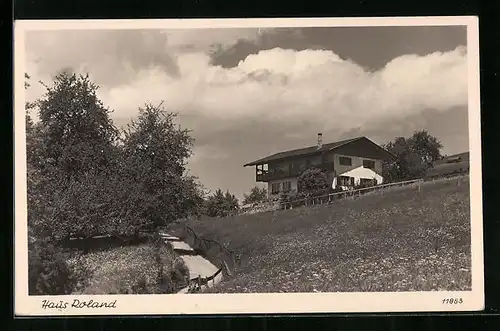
[[243, 186, 268, 205], [26, 72, 122, 241], [122, 103, 204, 229], [35, 72, 119, 178], [382, 130, 443, 182], [297, 167, 330, 196], [26, 73, 203, 294], [205, 189, 240, 217]]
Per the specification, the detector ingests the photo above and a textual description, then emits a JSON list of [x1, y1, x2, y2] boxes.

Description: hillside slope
[[185, 177, 471, 293]]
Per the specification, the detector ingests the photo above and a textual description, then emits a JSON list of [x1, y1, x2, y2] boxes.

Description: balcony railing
[[256, 163, 334, 182]]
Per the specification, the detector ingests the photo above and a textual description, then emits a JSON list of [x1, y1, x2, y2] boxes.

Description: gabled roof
[[427, 151, 470, 177], [244, 136, 393, 167], [433, 152, 470, 166]]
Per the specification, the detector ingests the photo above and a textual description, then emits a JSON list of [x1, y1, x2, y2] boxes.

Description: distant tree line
[[243, 186, 267, 205]]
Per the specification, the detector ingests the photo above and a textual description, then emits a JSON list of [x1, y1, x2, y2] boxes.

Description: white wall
[[265, 153, 383, 196], [333, 153, 382, 176], [332, 166, 384, 190]]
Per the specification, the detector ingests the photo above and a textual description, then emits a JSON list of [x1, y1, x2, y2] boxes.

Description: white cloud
[[95, 46, 467, 132], [24, 29, 467, 137]]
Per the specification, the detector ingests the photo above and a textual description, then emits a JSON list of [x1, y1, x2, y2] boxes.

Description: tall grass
[[188, 176, 471, 293]]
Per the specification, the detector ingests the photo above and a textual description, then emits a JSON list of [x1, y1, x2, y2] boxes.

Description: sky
[[24, 25, 469, 200]]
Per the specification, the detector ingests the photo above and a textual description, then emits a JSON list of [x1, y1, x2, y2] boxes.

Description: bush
[[297, 168, 330, 196], [28, 239, 76, 295], [170, 257, 191, 285]]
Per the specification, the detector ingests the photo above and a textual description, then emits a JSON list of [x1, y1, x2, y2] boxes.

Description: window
[[338, 176, 354, 187], [363, 159, 376, 169], [339, 156, 352, 166], [283, 181, 291, 193], [271, 182, 281, 195], [360, 178, 376, 187]]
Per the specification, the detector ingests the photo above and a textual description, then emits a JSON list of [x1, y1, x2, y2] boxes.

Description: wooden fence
[[167, 222, 240, 293], [280, 178, 424, 210], [184, 267, 224, 293]]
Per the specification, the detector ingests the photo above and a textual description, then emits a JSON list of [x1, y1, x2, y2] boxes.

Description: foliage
[[26, 72, 203, 294], [26, 72, 122, 241], [243, 186, 268, 205], [185, 177, 471, 293], [27, 73, 204, 243], [382, 130, 443, 182], [36, 72, 119, 179], [121, 103, 204, 228], [205, 189, 240, 218], [297, 167, 330, 196], [28, 238, 77, 295]]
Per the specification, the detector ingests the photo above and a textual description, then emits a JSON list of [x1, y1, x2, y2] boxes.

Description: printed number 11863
[[442, 298, 463, 304]]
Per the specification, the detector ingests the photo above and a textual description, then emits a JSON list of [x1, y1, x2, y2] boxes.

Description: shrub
[[28, 239, 76, 295], [170, 257, 191, 286], [297, 168, 330, 196]]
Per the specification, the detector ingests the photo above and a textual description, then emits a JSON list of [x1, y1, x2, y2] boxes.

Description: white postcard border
[[14, 16, 483, 316]]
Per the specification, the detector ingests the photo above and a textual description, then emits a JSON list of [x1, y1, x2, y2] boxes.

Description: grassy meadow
[[183, 176, 471, 293]]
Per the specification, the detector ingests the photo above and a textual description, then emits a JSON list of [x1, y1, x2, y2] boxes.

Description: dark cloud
[[210, 26, 467, 71], [110, 30, 180, 78], [27, 30, 180, 87]]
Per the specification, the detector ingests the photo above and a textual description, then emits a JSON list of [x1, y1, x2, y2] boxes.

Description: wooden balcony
[[256, 163, 334, 182]]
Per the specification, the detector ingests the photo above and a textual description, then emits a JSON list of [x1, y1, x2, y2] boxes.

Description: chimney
[[317, 133, 323, 149]]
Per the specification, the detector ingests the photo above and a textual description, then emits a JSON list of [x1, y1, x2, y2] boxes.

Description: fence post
[[418, 180, 421, 193]]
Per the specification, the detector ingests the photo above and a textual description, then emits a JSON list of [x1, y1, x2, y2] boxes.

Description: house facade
[[244, 134, 394, 197]]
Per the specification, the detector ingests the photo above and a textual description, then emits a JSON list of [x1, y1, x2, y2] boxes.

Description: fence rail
[[184, 267, 223, 293], [280, 178, 424, 210], [181, 224, 240, 270], [168, 222, 240, 293]]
